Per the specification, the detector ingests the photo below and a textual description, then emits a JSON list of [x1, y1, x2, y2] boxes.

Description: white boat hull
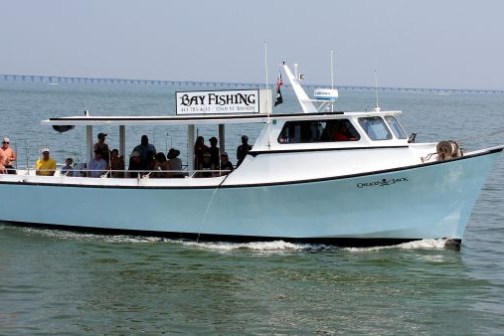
[[0, 147, 500, 246]]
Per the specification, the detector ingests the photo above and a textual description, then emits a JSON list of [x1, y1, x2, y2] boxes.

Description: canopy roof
[[42, 110, 401, 126]]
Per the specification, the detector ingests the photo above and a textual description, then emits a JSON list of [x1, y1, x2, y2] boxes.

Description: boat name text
[[176, 89, 261, 115], [357, 177, 409, 188], [180, 93, 256, 107]]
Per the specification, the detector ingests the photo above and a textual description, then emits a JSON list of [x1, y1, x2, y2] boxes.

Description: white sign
[[176, 89, 261, 115]]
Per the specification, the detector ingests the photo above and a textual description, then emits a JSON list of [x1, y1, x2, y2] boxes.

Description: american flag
[[274, 72, 283, 107]]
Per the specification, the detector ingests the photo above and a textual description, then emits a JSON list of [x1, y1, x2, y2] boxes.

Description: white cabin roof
[[42, 110, 402, 126]]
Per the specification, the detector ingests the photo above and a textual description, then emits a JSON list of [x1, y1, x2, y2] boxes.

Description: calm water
[[0, 81, 504, 335]]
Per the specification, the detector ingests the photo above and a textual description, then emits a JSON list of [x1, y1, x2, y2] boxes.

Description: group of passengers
[[192, 134, 251, 177], [31, 133, 184, 178], [1, 132, 253, 178], [89, 133, 184, 178], [127, 136, 184, 178]]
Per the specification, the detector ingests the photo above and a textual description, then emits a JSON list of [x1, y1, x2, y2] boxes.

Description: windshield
[[358, 117, 392, 141], [385, 116, 407, 139]]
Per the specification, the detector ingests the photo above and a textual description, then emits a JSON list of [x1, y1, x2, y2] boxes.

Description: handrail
[[7, 166, 233, 179]]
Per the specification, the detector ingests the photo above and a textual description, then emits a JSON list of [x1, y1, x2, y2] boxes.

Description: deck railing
[[4, 165, 233, 179]]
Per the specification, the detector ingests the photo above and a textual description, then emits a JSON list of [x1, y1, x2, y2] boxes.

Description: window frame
[[358, 116, 393, 141], [384, 116, 407, 139], [277, 119, 361, 144]]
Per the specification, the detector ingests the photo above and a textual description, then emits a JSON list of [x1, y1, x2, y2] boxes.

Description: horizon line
[[0, 73, 503, 95]]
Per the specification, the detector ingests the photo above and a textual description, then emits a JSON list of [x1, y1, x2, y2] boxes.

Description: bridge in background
[[1, 74, 502, 95]]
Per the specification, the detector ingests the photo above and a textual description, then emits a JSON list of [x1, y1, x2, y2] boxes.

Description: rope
[[457, 127, 504, 143]]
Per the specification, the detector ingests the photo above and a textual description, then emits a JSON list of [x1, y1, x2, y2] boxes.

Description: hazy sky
[[1, 0, 503, 90]]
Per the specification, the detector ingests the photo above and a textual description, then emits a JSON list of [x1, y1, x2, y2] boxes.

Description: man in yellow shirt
[[35, 148, 56, 176]]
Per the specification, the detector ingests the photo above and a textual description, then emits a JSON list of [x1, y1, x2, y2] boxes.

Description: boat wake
[[344, 239, 449, 252], [180, 240, 337, 253], [2, 224, 451, 252]]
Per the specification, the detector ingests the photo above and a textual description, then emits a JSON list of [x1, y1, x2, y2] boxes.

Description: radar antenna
[[374, 69, 381, 112]]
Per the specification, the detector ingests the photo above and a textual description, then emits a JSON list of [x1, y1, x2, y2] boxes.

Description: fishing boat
[[0, 63, 501, 248]]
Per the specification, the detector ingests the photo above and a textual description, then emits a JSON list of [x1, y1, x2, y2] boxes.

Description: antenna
[[331, 50, 335, 90], [374, 69, 381, 112], [331, 50, 336, 112], [264, 42, 269, 90], [264, 42, 271, 148]]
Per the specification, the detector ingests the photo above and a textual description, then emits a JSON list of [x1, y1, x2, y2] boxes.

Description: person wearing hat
[[93, 132, 110, 163], [0, 137, 17, 174], [236, 135, 252, 167], [35, 148, 56, 176], [128, 151, 142, 178]]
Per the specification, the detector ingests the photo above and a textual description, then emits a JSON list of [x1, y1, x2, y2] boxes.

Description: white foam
[[2, 225, 451, 252], [8, 226, 167, 244], [344, 239, 449, 252], [179, 240, 335, 253]]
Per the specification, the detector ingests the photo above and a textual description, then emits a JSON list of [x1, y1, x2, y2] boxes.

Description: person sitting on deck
[[167, 148, 183, 178], [146, 153, 157, 176], [198, 151, 214, 178], [128, 151, 142, 178], [153, 152, 171, 178], [87, 150, 107, 177], [109, 149, 125, 178], [35, 148, 56, 176], [332, 122, 357, 141], [219, 152, 234, 176], [61, 157, 75, 176]]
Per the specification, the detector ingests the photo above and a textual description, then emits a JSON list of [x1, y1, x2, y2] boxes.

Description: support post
[[119, 126, 126, 157], [86, 126, 93, 161], [187, 125, 195, 172], [218, 124, 225, 153]]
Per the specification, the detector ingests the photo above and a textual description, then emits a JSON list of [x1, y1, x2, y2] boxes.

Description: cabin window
[[277, 119, 360, 143], [358, 117, 392, 141], [385, 116, 407, 139]]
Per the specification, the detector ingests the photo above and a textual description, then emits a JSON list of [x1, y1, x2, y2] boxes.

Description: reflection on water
[[0, 222, 482, 335]]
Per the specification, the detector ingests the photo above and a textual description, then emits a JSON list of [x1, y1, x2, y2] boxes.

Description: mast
[[331, 50, 335, 90], [282, 63, 317, 113], [264, 42, 272, 148], [330, 50, 335, 112], [374, 69, 381, 112]]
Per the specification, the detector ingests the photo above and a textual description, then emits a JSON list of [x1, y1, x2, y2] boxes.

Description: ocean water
[[0, 80, 504, 335]]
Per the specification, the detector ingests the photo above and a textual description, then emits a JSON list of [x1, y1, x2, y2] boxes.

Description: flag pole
[[331, 50, 335, 112], [264, 42, 271, 148]]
